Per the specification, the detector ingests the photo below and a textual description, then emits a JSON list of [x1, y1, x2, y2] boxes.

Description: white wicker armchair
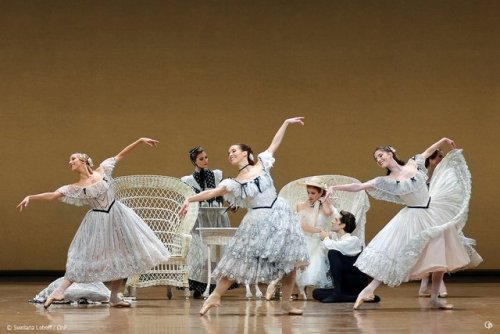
[[278, 175, 370, 244], [112, 175, 199, 299]]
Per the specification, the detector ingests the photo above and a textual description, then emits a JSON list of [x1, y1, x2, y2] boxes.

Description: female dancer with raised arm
[[17, 138, 171, 308], [179, 117, 309, 316], [325, 138, 482, 310]]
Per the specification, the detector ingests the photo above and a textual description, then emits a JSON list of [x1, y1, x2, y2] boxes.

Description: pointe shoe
[[418, 289, 431, 297], [265, 283, 276, 301], [353, 293, 375, 310], [255, 287, 263, 299], [110, 300, 131, 308], [199, 293, 221, 316], [438, 291, 448, 298], [44, 294, 64, 309], [281, 302, 303, 315], [429, 299, 453, 310]]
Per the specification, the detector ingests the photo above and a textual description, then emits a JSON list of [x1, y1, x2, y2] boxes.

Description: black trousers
[[313, 250, 369, 303]]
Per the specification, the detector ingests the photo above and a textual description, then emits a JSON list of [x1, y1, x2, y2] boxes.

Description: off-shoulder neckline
[[231, 172, 265, 184], [71, 175, 108, 189]]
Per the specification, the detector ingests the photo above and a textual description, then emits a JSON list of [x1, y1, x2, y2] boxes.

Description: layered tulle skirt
[[295, 235, 331, 287], [212, 197, 309, 284], [65, 201, 171, 283]]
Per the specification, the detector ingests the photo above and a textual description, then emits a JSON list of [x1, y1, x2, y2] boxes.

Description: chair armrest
[[170, 233, 192, 258]]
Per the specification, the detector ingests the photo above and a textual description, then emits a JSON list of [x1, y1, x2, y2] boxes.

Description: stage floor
[[1, 279, 499, 333]]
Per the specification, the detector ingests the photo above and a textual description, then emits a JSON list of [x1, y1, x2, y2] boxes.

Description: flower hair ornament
[[77, 153, 93, 167], [387, 145, 396, 153]]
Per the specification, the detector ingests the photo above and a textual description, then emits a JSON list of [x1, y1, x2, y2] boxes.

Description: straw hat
[[301, 176, 327, 191]]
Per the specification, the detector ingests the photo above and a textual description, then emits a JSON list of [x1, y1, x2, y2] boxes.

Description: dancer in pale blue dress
[[179, 117, 309, 316], [17, 138, 171, 309]]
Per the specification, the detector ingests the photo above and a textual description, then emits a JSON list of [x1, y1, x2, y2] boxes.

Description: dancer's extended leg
[[429, 272, 453, 310], [353, 279, 381, 310], [419, 274, 430, 296], [200, 277, 234, 315], [280, 270, 303, 315], [110, 280, 131, 307], [265, 278, 280, 301], [44, 278, 73, 309]]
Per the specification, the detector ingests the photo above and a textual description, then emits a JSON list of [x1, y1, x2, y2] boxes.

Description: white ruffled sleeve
[[100, 157, 116, 178], [56, 185, 87, 206], [218, 178, 243, 207], [411, 154, 427, 172], [367, 177, 405, 205], [258, 151, 275, 171], [219, 179, 239, 195]]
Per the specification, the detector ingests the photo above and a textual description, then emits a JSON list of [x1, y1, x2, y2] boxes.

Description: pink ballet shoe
[[297, 286, 307, 300], [110, 300, 131, 308], [429, 299, 453, 310], [353, 293, 376, 310], [44, 294, 64, 309], [200, 293, 221, 316], [281, 302, 303, 315], [418, 289, 431, 297], [265, 283, 276, 301]]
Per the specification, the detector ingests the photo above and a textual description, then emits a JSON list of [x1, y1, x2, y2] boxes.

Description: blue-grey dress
[[212, 151, 309, 284]]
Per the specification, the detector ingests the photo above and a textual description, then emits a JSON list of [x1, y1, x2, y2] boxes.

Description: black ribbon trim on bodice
[[91, 199, 116, 213], [251, 197, 277, 210], [234, 176, 264, 198], [407, 197, 431, 209]]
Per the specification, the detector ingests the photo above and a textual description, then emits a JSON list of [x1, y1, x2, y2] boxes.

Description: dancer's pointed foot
[[297, 286, 307, 300], [418, 288, 431, 297], [265, 282, 276, 301], [438, 284, 448, 298], [429, 299, 453, 310], [110, 293, 132, 307], [110, 300, 131, 307], [255, 287, 263, 299], [200, 293, 221, 316], [281, 301, 303, 315], [43, 293, 64, 309], [353, 293, 376, 310]]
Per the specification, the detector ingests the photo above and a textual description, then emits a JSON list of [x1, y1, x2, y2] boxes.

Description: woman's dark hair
[[425, 149, 442, 168], [235, 143, 255, 165], [339, 210, 356, 233], [188, 146, 204, 166], [374, 145, 406, 175]]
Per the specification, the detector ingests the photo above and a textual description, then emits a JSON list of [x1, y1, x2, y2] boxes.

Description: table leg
[[202, 245, 211, 298]]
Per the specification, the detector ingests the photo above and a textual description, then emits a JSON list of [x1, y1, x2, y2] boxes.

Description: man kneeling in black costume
[[313, 210, 381, 304]]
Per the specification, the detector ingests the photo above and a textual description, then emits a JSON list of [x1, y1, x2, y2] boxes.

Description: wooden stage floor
[[1, 278, 499, 333]]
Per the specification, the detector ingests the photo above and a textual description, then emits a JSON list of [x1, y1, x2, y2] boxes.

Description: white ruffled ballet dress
[[295, 206, 333, 288], [354, 149, 482, 286], [56, 157, 171, 283]]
